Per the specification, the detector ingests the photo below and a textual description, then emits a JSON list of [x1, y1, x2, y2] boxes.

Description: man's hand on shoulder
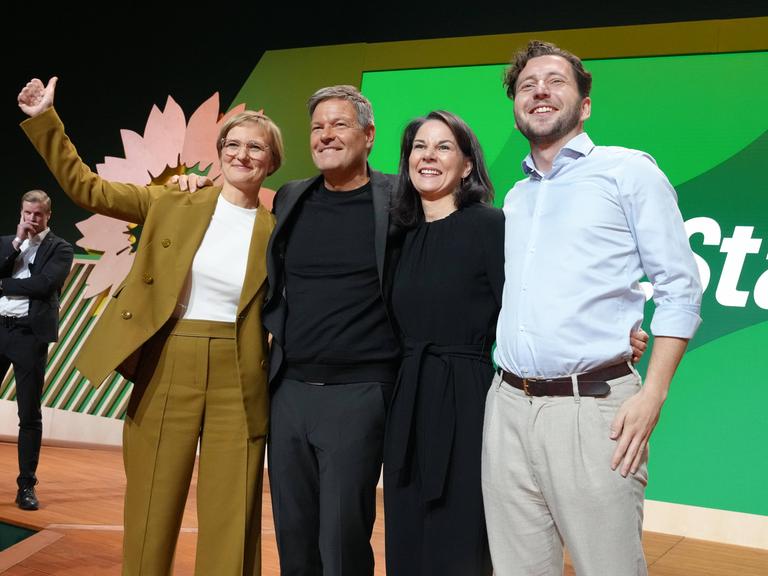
[[168, 174, 214, 193]]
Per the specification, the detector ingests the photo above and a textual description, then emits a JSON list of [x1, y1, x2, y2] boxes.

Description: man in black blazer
[[263, 86, 399, 576], [0, 190, 73, 510]]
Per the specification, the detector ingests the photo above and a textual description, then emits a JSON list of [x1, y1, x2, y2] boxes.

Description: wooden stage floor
[[0, 442, 765, 575]]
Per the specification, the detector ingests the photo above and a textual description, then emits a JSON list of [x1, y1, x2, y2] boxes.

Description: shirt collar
[[23, 228, 50, 248], [521, 132, 596, 177]]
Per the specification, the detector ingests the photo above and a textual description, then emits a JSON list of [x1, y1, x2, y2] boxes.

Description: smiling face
[[310, 98, 374, 183], [513, 54, 591, 148], [219, 122, 273, 192], [20, 201, 51, 235], [408, 119, 472, 202]]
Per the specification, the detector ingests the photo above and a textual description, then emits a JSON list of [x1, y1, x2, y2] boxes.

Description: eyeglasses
[[221, 139, 270, 159]]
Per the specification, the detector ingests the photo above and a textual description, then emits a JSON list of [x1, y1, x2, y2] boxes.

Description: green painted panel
[[647, 320, 768, 515], [364, 52, 768, 196], [361, 51, 768, 517]]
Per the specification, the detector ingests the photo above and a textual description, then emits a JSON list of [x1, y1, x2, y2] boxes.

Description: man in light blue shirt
[[481, 41, 702, 576]]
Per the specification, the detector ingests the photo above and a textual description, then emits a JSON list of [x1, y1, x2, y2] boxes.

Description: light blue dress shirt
[[494, 132, 702, 379]]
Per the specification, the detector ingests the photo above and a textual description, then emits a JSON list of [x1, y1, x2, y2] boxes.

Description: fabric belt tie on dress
[[385, 339, 491, 504], [500, 362, 632, 397]]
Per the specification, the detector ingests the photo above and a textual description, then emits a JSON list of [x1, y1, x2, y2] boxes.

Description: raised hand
[[16, 220, 36, 241], [18, 77, 58, 117], [13, 214, 36, 249]]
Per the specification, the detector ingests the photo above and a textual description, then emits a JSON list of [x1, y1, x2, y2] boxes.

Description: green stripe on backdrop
[[104, 379, 132, 419]]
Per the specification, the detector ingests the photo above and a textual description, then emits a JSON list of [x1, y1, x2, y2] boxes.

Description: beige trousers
[[122, 319, 265, 576], [481, 368, 648, 576]]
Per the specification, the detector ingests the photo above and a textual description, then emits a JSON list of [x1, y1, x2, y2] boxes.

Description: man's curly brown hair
[[504, 40, 593, 100]]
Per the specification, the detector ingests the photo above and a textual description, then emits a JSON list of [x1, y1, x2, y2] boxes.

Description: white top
[[494, 132, 702, 378], [177, 195, 257, 322], [0, 228, 51, 317]]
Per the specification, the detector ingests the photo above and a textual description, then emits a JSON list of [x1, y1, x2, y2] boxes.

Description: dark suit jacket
[[262, 169, 399, 384], [0, 232, 73, 343]]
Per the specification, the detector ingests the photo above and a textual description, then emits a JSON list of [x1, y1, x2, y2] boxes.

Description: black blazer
[[0, 232, 74, 343], [262, 169, 399, 384]]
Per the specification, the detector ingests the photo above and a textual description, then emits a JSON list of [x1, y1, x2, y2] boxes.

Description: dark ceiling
[[3, 2, 766, 238]]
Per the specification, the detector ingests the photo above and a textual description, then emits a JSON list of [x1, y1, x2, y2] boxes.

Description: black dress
[[384, 203, 505, 576]]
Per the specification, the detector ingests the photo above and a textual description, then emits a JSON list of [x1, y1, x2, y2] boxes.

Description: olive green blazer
[[22, 108, 274, 438]]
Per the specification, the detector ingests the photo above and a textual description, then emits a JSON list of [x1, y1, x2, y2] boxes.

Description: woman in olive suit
[[18, 77, 282, 576]]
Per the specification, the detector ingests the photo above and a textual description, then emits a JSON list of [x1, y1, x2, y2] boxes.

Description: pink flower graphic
[[78, 93, 274, 298]]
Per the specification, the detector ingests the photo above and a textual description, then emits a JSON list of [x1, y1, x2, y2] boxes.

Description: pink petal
[[144, 97, 186, 179], [259, 186, 276, 212], [83, 248, 136, 299], [182, 93, 220, 176], [75, 215, 133, 253]]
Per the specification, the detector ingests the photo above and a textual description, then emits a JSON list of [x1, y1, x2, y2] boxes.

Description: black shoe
[[15, 486, 39, 510]]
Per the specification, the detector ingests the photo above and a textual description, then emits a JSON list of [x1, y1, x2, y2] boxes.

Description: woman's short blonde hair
[[217, 110, 284, 175]]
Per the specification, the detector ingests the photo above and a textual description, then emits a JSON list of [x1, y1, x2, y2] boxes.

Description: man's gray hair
[[307, 85, 375, 129]]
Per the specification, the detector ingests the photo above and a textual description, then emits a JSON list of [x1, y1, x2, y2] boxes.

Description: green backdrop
[[361, 51, 768, 516]]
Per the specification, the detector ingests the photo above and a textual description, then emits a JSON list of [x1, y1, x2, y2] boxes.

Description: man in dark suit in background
[[263, 85, 399, 576], [0, 190, 73, 510]]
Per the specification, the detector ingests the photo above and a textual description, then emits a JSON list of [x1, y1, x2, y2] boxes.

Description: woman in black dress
[[384, 110, 503, 576]]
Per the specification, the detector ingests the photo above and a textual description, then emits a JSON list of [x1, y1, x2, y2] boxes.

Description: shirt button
[[161, 238, 171, 248], [121, 310, 133, 320], [142, 274, 154, 284], [260, 359, 268, 369], [520, 326, 525, 332]]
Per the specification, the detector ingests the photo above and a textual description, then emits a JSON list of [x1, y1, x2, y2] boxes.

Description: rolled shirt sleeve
[[617, 153, 702, 339]]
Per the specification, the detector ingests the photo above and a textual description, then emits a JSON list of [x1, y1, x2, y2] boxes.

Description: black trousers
[[268, 377, 391, 576], [0, 317, 48, 489]]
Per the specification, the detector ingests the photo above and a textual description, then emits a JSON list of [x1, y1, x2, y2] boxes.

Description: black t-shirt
[[283, 180, 399, 382]]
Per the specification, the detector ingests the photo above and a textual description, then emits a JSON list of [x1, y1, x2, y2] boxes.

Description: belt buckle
[[522, 378, 533, 396]]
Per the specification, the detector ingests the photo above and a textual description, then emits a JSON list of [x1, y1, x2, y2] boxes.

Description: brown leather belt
[[501, 362, 632, 397]]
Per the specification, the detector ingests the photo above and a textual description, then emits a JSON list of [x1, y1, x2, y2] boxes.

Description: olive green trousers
[[122, 319, 265, 576]]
